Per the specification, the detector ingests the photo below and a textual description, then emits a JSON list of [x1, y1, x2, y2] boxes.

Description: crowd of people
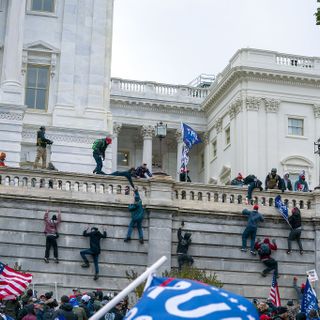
[[231, 168, 310, 205], [0, 288, 129, 320]]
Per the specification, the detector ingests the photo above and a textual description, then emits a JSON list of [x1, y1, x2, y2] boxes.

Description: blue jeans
[[80, 248, 99, 274], [127, 219, 143, 239], [242, 226, 257, 251], [93, 152, 105, 174]]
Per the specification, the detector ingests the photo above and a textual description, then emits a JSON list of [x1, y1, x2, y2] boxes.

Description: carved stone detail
[[245, 96, 261, 111], [214, 118, 223, 133], [229, 97, 243, 119], [201, 132, 209, 145], [141, 125, 155, 139], [0, 111, 23, 121], [264, 98, 280, 113], [313, 104, 320, 118], [113, 123, 122, 136], [175, 130, 183, 143]]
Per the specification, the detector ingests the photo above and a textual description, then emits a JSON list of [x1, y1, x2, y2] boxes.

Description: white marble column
[[1, 0, 26, 104], [141, 125, 154, 171], [313, 105, 320, 188], [112, 123, 122, 171], [202, 132, 210, 184], [175, 130, 183, 181]]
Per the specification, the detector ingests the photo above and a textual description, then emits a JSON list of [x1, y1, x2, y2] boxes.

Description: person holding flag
[[300, 278, 320, 319], [180, 123, 202, 181]]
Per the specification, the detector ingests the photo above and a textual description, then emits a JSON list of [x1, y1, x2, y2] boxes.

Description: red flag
[[268, 272, 281, 307], [0, 262, 32, 300]]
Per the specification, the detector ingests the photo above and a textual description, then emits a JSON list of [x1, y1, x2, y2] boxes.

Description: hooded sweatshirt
[[44, 211, 61, 235], [294, 175, 309, 192], [242, 209, 264, 228], [52, 303, 77, 320], [83, 229, 107, 254]]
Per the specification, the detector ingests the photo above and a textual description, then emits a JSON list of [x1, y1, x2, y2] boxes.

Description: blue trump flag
[[301, 278, 320, 318], [182, 123, 202, 149], [124, 276, 259, 320], [274, 195, 289, 225]]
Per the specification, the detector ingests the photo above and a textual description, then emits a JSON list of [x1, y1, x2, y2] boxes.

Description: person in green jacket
[[92, 137, 112, 175], [124, 188, 144, 244]]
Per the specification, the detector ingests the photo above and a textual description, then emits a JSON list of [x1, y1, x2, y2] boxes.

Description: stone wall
[[0, 167, 319, 302]]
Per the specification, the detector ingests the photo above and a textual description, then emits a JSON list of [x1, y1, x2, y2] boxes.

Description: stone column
[[175, 130, 183, 181], [313, 105, 320, 188], [112, 123, 122, 171], [1, 0, 26, 104], [202, 132, 210, 184], [245, 96, 261, 174], [265, 99, 280, 174], [141, 125, 154, 170]]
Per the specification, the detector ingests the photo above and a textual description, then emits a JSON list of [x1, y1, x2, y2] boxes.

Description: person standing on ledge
[[33, 126, 53, 169], [44, 209, 61, 263], [92, 137, 112, 175]]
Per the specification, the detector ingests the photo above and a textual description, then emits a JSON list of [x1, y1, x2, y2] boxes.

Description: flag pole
[[89, 256, 167, 320]]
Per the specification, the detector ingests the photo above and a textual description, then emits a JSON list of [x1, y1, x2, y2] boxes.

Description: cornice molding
[[111, 98, 205, 118], [202, 67, 320, 114]]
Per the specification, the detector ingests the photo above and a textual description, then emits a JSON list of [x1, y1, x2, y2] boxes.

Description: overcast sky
[[111, 0, 320, 85]]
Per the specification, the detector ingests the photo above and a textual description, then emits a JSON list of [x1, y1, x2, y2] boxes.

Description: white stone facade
[[0, 1, 320, 187], [0, 0, 114, 172]]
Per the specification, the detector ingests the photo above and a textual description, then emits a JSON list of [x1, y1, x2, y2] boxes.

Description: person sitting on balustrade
[[231, 173, 244, 186], [294, 173, 309, 192], [243, 174, 263, 205]]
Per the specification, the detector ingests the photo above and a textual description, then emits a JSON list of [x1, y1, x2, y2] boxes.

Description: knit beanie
[[253, 204, 259, 211]]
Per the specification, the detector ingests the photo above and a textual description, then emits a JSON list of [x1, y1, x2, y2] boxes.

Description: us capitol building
[[1, 0, 320, 187]]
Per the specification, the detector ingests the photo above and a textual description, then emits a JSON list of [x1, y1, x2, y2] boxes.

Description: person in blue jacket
[[124, 188, 144, 244]]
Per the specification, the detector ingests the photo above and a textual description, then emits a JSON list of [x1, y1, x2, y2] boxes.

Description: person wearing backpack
[[255, 238, 278, 278], [241, 204, 264, 255], [177, 223, 194, 270], [92, 137, 112, 175], [124, 188, 144, 244]]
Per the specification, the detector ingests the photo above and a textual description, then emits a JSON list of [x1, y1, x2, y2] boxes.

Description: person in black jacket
[[80, 227, 107, 280], [243, 174, 263, 204], [179, 168, 191, 182], [281, 173, 293, 192], [177, 224, 193, 270], [287, 207, 303, 255], [92, 137, 112, 175], [33, 126, 53, 169], [52, 295, 77, 320]]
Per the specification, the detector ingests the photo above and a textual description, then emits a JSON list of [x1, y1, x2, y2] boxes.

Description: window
[[31, 0, 54, 12], [25, 65, 50, 110], [288, 118, 304, 136], [212, 140, 217, 159], [225, 127, 231, 146], [117, 151, 130, 167]]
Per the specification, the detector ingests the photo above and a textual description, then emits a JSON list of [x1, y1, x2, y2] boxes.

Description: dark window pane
[[38, 68, 49, 88], [36, 90, 47, 110], [32, 0, 43, 11], [43, 0, 54, 12], [26, 89, 36, 108], [27, 67, 37, 87]]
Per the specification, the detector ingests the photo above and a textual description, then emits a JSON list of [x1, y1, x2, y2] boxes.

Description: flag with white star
[[123, 276, 259, 320]]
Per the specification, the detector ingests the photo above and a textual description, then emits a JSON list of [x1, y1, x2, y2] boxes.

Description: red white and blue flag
[[124, 276, 259, 319], [0, 262, 32, 300], [268, 272, 281, 307]]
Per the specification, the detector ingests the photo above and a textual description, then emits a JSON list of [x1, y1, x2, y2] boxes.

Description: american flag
[[0, 262, 32, 300], [268, 272, 281, 307]]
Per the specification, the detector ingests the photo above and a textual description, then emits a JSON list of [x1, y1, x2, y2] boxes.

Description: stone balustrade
[[276, 54, 314, 69], [0, 167, 317, 217], [111, 78, 210, 104]]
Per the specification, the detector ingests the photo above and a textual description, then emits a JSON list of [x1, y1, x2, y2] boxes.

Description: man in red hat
[[231, 173, 244, 186], [92, 137, 112, 175], [241, 204, 264, 255], [255, 237, 278, 278]]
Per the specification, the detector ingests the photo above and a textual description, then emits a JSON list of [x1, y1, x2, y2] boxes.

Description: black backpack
[[258, 243, 271, 256]]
